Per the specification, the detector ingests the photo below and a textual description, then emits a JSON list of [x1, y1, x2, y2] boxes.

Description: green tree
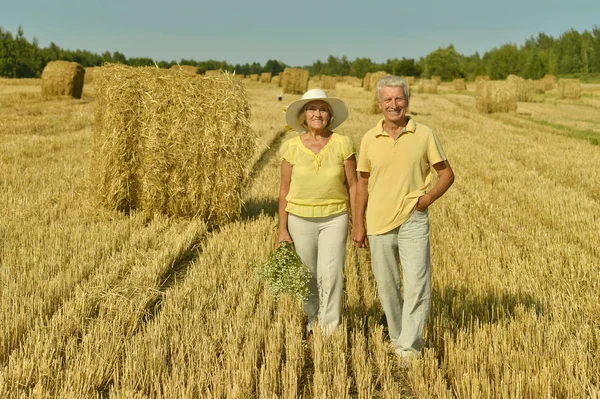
[[422, 45, 464, 81]]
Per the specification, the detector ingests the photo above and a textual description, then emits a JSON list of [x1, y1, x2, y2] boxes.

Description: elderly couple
[[277, 75, 455, 360]]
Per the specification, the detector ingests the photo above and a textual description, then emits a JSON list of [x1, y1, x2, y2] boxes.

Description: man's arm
[[351, 171, 370, 248], [416, 160, 455, 211]]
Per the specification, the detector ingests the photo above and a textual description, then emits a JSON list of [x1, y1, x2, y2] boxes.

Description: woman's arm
[[277, 160, 293, 244]]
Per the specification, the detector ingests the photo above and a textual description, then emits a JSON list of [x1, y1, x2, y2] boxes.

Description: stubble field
[[0, 76, 599, 398]]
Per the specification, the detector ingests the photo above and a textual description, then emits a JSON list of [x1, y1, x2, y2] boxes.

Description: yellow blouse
[[280, 133, 356, 218]]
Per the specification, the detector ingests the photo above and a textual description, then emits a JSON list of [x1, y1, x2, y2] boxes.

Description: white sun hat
[[285, 89, 348, 133]]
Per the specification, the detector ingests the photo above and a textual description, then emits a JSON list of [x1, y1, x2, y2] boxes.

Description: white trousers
[[288, 212, 348, 335], [368, 209, 431, 357]]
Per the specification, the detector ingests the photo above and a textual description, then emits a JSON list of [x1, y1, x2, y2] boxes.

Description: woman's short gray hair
[[376, 75, 410, 105]]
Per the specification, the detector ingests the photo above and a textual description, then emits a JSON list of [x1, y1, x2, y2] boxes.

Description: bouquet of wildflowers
[[257, 242, 312, 301]]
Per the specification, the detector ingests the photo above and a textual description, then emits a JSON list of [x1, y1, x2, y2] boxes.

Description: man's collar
[[375, 116, 416, 137]]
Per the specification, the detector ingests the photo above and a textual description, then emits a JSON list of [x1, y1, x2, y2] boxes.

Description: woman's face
[[304, 100, 331, 131]]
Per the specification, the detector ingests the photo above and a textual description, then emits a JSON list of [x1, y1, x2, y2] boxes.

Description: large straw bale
[[475, 80, 517, 113], [475, 75, 490, 82], [170, 65, 200, 75], [506, 74, 535, 102], [41, 61, 85, 99], [260, 72, 272, 83], [453, 78, 466, 90], [402, 76, 415, 85], [91, 64, 255, 225], [281, 68, 309, 94], [84, 66, 99, 84], [431, 75, 441, 84], [247, 74, 258, 82], [418, 79, 438, 94], [320, 75, 337, 90], [542, 74, 556, 90], [558, 78, 581, 99]]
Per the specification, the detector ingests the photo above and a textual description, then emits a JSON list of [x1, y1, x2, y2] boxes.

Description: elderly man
[[352, 75, 454, 359]]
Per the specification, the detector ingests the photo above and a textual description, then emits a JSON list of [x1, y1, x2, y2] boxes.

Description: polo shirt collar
[[375, 116, 416, 137]]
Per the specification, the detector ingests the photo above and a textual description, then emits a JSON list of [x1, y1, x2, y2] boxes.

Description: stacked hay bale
[[558, 78, 581, 99], [320, 75, 337, 90], [506, 74, 535, 102], [41, 61, 85, 99], [475, 80, 517, 113], [260, 72, 272, 83], [453, 78, 466, 90], [170, 65, 200, 75], [365, 71, 388, 92], [418, 79, 438, 94], [431, 75, 441, 85], [91, 64, 255, 226], [281, 67, 309, 94], [542, 74, 556, 90], [475, 75, 490, 83]]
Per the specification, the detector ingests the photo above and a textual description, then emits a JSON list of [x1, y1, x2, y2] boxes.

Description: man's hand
[[416, 193, 434, 212]]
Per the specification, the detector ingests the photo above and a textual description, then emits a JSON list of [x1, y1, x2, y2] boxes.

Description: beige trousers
[[288, 212, 348, 335]]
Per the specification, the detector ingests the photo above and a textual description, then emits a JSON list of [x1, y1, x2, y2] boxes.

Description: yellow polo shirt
[[280, 133, 356, 218], [357, 117, 447, 235]]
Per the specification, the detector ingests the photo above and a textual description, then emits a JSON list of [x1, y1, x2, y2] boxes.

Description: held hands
[[351, 224, 369, 249]]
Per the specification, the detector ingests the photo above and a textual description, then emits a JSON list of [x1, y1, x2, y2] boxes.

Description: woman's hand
[[277, 229, 293, 246]]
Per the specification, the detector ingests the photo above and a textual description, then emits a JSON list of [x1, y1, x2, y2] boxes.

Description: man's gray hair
[[377, 75, 410, 104]]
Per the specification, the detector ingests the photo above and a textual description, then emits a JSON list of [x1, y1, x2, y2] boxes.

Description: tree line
[[1, 25, 599, 81]]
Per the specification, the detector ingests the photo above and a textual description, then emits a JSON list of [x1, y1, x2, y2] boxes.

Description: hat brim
[[285, 96, 348, 133]]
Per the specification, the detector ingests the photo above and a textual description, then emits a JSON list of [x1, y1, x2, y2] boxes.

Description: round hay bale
[[506, 74, 535, 102], [281, 67, 309, 94], [272, 75, 280, 85], [453, 78, 466, 90], [542, 74, 556, 90], [475, 75, 490, 82], [475, 80, 517, 113], [558, 78, 581, 99], [320, 75, 337, 90], [91, 64, 255, 226], [418, 79, 438, 94], [260, 72, 272, 83], [170, 65, 200, 75], [402, 76, 415, 85], [364, 71, 387, 92], [431, 75, 441, 84], [41, 61, 85, 99]]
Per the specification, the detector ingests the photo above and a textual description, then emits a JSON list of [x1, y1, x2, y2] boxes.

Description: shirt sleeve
[[342, 135, 357, 160], [356, 134, 371, 172], [427, 129, 447, 166], [279, 138, 293, 164]]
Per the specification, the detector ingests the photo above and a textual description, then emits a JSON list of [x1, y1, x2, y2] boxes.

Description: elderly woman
[[278, 88, 357, 336]]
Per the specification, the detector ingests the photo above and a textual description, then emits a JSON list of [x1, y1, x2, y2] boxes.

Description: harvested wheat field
[[0, 77, 599, 398]]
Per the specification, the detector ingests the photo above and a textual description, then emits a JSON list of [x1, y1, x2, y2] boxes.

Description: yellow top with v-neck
[[357, 117, 447, 235], [280, 132, 356, 218]]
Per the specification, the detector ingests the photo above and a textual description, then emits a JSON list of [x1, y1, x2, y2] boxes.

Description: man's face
[[378, 86, 407, 123]]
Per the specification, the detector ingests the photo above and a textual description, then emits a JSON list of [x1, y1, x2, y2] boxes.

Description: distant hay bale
[[248, 74, 259, 82], [363, 73, 372, 90], [542, 74, 556, 90], [272, 75, 280, 85], [402, 76, 415, 85], [84, 67, 99, 84], [277, 72, 285, 87], [369, 71, 388, 93], [370, 91, 381, 114], [320, 75, 337, 90], [558, 78, 581, 100], [234, 74, 245, 80], [41, 61, 85, 99], [475, 75, 490, 82], [170, 65, 200, 75], [532, 80, 547, 93], [91, 64, 255, 226], [205, 69, 222, 77], [345, 76, 363, 87], [453, 78, 466, 90], [260, 72, 272, 83], [506, 74, 535, 102], [418, 79, 438, 94], [475, 80, 517, 113], [281, 68, 309, 94], [431, 75, 441, 84]]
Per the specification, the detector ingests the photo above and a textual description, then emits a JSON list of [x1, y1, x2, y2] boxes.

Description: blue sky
[[3, 0, 599, 66]]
